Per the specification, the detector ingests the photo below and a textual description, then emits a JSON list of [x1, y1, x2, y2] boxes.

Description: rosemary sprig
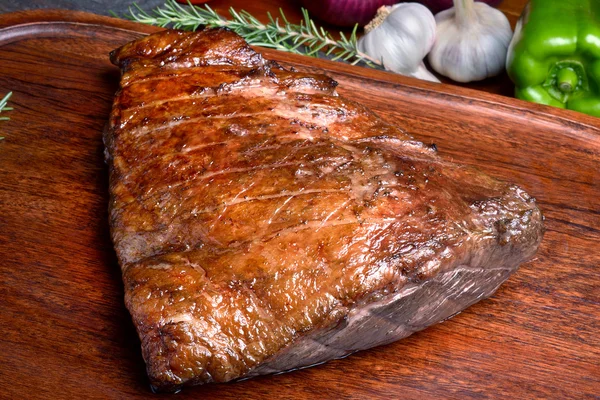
[[0, 92, 12, 120], [124, 0, 381, 67], [0, 91, 13, 140]]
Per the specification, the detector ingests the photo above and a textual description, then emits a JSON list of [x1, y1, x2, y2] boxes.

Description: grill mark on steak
[[126, 155, 349, 202], [168, 136, 328, 158], [106, 28, 544, 392], [115, 136, 429, 217], [120, 92, 353, 137], [122, 73, 338, 111], [112, 117, 318, 166], [113, 144, 412, 254], [120, 66, 259, 87], [202, 188, 342, 216], [123, 138, 333, 180]]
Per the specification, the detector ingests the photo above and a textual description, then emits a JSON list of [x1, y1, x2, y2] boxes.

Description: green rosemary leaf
[[132, 3, 152, 20], [307, 41, 328, 57], [330, 52, 345, 62], [279, 8, 290, 26], [122, 0, 382, 68], [350, 24, 359, 43], [342, 52, 356, 62], [339, 31, 349, 44], [266, 11, 277, 26], [0, 92, 12, 113], [0, 91, 13, 140]]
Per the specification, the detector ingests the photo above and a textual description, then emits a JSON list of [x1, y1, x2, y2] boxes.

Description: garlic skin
[[358, 4, 439, 82], [428, 1, 513, 83]]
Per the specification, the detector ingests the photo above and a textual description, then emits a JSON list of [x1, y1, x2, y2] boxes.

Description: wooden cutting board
[[0, 10, 598, 400]]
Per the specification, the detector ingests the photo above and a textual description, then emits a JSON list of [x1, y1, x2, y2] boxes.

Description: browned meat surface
[[105, 28, 544, 392]]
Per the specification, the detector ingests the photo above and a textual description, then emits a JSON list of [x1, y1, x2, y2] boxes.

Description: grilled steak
[[106, 29, 544, 392]]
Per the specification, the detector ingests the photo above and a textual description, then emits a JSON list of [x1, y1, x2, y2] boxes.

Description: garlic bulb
[[358, 4, 439, 82], [428, 0, 513, 82]]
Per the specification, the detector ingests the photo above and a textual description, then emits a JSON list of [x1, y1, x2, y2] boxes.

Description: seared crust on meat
[[106, 29, 543, 392]]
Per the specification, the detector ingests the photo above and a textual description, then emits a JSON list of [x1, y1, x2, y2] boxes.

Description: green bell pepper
[[506, 0, 600, 117]]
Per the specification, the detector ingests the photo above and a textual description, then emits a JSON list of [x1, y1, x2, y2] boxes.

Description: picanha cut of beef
[[105, 28, 544, 392]]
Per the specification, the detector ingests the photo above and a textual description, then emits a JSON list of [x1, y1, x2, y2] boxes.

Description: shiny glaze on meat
[[106, 29, 544, 392]]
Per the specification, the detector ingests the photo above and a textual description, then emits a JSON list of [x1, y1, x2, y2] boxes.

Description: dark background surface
[[0, 0, 163, 15]]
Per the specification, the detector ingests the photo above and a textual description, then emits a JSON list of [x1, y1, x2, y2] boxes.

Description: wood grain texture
[[0, 10, 598, 400]]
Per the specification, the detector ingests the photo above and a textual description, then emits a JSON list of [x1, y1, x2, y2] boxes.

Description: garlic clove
[[358, 4, 440, 82], [428, 1, 513, 83], [410, 62, 441, 81]]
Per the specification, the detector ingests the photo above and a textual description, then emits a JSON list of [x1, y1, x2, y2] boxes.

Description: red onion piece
[[299, 0, 401, 27], [417, 0, 502, 14]]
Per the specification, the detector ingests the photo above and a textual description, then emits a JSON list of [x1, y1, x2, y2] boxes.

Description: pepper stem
[[556, 68, 579, 93], [454, 0, 476, 27]]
